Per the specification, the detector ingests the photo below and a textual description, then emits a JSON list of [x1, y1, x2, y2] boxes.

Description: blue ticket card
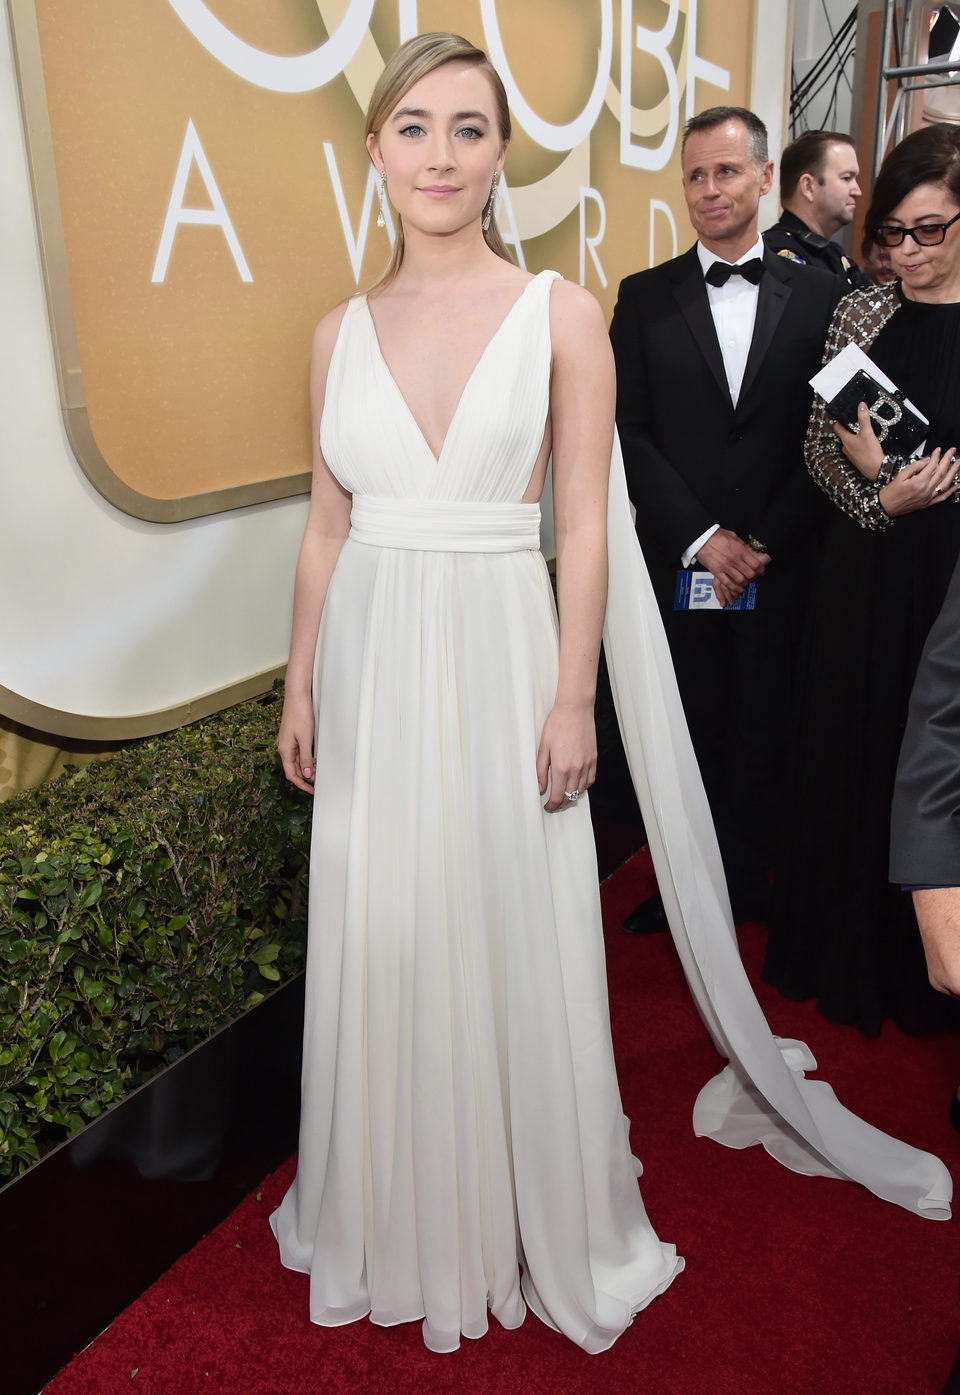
[[674, 570, 759, 611]]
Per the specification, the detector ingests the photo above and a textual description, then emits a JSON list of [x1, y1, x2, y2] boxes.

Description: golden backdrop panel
[[13, 0, 756, 520]]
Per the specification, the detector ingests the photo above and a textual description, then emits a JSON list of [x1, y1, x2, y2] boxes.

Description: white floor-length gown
[[272, 270, 951, 1355]]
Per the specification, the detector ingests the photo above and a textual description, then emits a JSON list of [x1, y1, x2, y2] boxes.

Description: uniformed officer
[[764, 130, 872, 289]]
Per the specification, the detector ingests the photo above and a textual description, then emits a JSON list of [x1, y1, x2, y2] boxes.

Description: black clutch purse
[[826, 369, 928, 455]]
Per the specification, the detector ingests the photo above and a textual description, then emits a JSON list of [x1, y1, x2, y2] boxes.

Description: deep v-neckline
[[362, 274, 543, 465]]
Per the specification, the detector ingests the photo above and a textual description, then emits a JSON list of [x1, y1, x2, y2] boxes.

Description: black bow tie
[[705, 257, 765, 287]]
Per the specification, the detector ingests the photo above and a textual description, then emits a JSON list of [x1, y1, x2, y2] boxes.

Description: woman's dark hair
[[865, 123, 960, 238]]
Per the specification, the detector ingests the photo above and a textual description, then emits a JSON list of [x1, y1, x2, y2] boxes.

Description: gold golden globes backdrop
[[12, 0, 754, 522], [1, 0, 776, 760]]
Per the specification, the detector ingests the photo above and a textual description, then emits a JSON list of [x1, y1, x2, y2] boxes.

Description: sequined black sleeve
[[804, 284, 901, 531]]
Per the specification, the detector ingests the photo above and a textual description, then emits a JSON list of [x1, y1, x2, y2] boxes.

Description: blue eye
[[399, 124, 424, 138], [457, 126, 482, 140]]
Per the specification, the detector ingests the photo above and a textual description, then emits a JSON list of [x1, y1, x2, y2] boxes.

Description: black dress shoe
[[622, 892, 668, 935]]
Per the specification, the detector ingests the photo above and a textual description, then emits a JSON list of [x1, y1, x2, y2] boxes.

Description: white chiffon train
[[271, 271, 951, 1357], [603, 442, 951, 1217]]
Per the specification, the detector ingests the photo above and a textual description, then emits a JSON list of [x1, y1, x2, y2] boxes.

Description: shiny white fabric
[[271, 273, 682, 1354], [272, 269, 950, 1358], [349, 495, 542, 552]]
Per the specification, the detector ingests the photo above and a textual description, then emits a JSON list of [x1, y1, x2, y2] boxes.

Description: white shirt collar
[[697, 235, 765, 275]]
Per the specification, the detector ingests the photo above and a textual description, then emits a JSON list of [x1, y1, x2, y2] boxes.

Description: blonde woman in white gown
[[273, 31, 951, 1358]]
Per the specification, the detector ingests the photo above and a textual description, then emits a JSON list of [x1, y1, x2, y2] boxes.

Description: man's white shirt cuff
[[681, 524, 720, 569]]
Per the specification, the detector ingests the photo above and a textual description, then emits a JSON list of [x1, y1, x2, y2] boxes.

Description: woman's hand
[[536, 700, 597, 813], [277, 690, 316, 794], [878, 447, 960, 517], [832, 402, 887, 480]]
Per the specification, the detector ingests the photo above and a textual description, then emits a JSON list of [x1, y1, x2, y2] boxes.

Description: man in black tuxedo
[[610, 105, 842, 931]]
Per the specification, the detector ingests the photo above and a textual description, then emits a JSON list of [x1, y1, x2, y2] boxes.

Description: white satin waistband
[[349, 495, 542, 553]]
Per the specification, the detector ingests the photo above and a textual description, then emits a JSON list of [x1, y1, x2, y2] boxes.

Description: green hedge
[[0, 687, 310, 1180]]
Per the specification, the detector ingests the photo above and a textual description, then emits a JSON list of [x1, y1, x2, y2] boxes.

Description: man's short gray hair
[[682, 106, 769, 171]]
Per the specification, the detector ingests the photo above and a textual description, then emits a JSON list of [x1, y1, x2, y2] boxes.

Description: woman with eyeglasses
[[764, 122, 960, 1041]]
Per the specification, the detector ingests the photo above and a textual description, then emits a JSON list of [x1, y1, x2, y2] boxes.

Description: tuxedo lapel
[[739, 252, 791, 402], [671, 251, 729, 402]]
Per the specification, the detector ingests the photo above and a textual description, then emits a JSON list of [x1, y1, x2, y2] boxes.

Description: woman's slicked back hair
[[364, 32, 513, 288]]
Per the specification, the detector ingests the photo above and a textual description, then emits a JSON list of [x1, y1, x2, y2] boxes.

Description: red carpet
[[44, 850, 960, 1394]]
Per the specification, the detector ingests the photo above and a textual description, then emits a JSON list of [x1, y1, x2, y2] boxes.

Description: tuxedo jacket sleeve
[[610, 246, 842, 568], [890, 551, 960, 885]]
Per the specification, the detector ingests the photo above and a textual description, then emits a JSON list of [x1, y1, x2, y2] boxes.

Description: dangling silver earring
[[376, 168, 388, 229], [482, 170, 500, 232]]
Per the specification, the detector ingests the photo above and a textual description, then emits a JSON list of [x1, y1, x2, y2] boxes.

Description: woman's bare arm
[[277, 305, 353, 793], [536, 280, 613, 813]]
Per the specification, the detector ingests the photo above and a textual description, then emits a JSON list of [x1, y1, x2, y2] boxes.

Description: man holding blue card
[[610, 106, 842, 931]]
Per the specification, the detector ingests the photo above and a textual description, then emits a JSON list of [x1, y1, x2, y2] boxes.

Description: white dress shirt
[[680, 236, 765, 567]]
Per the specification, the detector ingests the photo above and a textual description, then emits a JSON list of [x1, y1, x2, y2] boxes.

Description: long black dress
[[763, 283, 960, 1035]]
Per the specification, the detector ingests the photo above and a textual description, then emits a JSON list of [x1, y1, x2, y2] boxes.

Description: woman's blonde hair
[[365, 32, 513, 289]]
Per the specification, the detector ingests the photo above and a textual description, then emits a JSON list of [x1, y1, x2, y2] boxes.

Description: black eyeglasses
[[873, 209, 960, 248]]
